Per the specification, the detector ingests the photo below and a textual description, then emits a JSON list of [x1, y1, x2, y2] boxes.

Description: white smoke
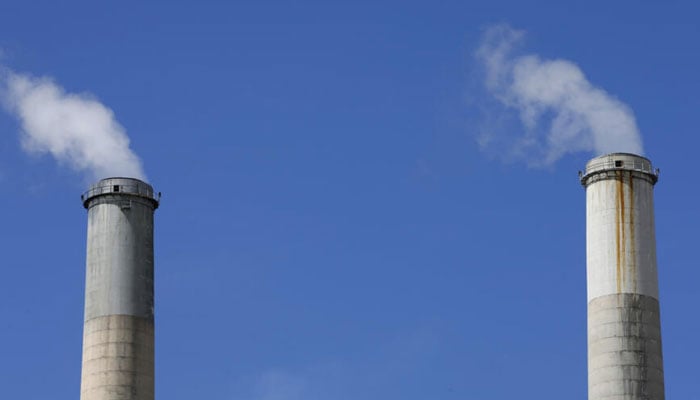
[[475, 24, 643, 165], [0, 68, 146, 181]]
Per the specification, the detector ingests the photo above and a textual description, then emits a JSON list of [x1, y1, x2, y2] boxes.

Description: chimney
[[580, 153, 664, 399], [79, 177, 160, 400]]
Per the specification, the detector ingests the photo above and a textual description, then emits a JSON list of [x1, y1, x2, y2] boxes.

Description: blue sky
[[1, 1, 699, 398]]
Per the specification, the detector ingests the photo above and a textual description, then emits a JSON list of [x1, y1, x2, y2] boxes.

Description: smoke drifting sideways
[[0, 67, 147, 181], [475, 24, 643, 166]]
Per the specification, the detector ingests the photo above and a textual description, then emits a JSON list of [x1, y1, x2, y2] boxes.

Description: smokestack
[[79, 177, 159, 400], [580, 153, 664, 399]]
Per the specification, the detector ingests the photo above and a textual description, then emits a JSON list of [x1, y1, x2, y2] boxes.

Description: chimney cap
[[81, 177, 160, 209], [580, 153, 659, 187]]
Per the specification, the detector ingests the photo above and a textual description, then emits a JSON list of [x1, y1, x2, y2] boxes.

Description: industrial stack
[[79, 178, 159, 400], [73, 155, 667, 400], [580, 153, 665, 400]]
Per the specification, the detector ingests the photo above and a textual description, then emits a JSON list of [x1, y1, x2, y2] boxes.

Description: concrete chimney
[[79, 177, 159, 400], [580, 153, 664, 399]]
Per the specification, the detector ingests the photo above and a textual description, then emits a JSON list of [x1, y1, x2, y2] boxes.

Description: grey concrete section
[[588, 294, 664, 399], [84, 195, 156, 319], [80, 315, 154, 400], [581, 153, 664, 400], [80, 177, 159, 400]]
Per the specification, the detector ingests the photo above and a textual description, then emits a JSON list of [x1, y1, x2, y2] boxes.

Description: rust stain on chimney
[[628, 171, 637, 293], [615, 171, 623, 293]]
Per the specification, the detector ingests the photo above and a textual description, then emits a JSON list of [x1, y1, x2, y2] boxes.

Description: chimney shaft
[[79, 177, 159, 400], [580, 153, 664, 399]]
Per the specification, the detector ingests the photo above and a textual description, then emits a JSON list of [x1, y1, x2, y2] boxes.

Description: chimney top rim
[[81, 177, 160, 209]]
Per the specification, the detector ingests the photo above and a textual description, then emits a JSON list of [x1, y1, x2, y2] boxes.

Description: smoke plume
[[0, 68, 146, 181], [475, 24, 643, 165]]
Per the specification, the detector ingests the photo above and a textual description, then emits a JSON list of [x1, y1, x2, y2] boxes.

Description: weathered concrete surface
[[80, 315, 154, 400], [84, 195, 155, 319], [588, 294, 664, 399], [583, 155, 658, 302], [80, 178, 158, 400], [582, 153, 664, 400]]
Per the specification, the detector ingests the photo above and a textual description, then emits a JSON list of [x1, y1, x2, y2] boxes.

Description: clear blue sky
[[1, 1, 699, 398]]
